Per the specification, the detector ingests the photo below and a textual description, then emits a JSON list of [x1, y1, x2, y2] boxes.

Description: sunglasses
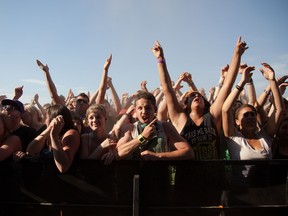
[[3, 105, 17, 112], [76, 99, 88, 105], [189, 93, 202, 101], [243, 111, 256, 118]]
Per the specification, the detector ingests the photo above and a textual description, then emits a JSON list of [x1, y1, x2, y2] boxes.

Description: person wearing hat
[[1, 99, 38, 155]]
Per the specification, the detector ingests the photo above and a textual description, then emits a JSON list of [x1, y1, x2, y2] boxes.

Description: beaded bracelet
[[236, 85, 243, 91]]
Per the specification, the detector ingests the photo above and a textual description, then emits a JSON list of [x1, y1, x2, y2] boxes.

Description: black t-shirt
[[12, 125, 38, 152]]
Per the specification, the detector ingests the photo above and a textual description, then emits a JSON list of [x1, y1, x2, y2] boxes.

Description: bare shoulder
[[66, 129, 80, 137], [121, 123, 134, 135], [161, 121, 179, 135], [5, 135, 22, 149], [63, 129, 81, 145]]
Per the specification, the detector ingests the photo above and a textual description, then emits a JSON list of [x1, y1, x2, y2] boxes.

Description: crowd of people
[[1, 37, 288, 213]]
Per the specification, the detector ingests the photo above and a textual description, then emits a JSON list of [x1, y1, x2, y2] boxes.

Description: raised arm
[[141, 80, 149, 92], [222, 66, 255, 137], [36, 60, 65, 105], [259, 63, 283, 136], [13, 86, 24, 100], [182, 71, 198, 92], [211, 36, 249, 131], [214, 64, 229, 101], [33, 93, 47, 122], [95, 54, 112, 105], [151, 40, 186, 130], [107, 76, 122, 114], [207, 87, 215, 104], [50, 115, 80, 173]]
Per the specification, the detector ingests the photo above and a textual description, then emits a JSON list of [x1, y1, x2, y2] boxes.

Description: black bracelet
[[188, 81, 194, 86], [236, 85, 243, 91], [264, 90, 270, 95]]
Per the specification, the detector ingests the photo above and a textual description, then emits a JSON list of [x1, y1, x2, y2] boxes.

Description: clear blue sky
[[1, 0, 287, 104]]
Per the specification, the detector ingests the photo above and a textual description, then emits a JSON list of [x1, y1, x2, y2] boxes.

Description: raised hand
[[36, 59, 49, 73], [241, 65, 255, 83], [239, 62, 247, 74], [235, 36, 249, 56], [50, 115, 65, 138], [14, 85, 24, 100], [151, 40, 165, 60], [259, 62, 275, 81], [104, 54, 112, 71]]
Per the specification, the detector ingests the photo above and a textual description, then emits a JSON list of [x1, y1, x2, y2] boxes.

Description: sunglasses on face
[[3, 105, 17, 112], [243, 111, 256, 118], [189, 93, 202, 101], [76, 99, 88, 105]]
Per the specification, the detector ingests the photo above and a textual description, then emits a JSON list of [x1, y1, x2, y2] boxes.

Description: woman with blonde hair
[[80, 104, 115, 160], [22, 104, 46, 135]]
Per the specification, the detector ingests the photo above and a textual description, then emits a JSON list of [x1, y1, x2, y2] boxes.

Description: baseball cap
[[1, 99, 25, 113]]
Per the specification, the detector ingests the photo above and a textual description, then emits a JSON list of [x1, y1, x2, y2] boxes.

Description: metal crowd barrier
[[0, 159, 287, 216]]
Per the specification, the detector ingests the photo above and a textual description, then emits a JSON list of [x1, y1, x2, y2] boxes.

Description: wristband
[[138, 134, 147, 144], [188, 80, 194, 86], [236, 85, 243, 91], [264, 90, 270, 95], [157, 58, 166, 64], [247, 79, 253, 85]]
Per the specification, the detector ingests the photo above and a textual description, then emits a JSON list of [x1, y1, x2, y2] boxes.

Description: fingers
[[259, 67, 263, 72], [52, 115, 64, 126], [260, 62, 275, 73], [155, 40, 161, 47], [36, 59, 43, 67], [147, 117, 158, 127], [238, 36, 242, 43]]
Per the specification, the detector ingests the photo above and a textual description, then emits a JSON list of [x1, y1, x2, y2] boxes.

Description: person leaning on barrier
[[112, 91, 194, 160], [222, 63, 283, 206], [1, 98, 38, 161], [151, 37, 248, 160], [150, 38, 248, 211], [0, 113, 22, 162], [79, 104, 115, 160], [26, 104, 80, 173]]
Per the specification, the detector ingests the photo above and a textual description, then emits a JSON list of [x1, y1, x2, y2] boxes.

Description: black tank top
[[180, 112, 219, 159]]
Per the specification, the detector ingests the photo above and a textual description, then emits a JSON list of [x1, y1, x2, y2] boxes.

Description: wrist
[[187, 80, 194, 86], [138, 134, 147, 144], [157, 58, 165, 64], [247, 78, 253, 85], [124, 112, 131, 117], [264, 89, 271, 95], [236, 84, 244, 91]]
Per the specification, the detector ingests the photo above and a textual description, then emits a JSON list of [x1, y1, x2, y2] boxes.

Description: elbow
[[179, 147, 195, 160], [222, 105, 229, 114], [187, 148, 195, 160], [26, 148, 38, 156], [57, 165, 69, 174]]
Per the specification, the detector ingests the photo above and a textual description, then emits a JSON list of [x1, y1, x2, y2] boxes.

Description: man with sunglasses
[[1, 99, 37, 156], [73, 93, 91, 133]]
